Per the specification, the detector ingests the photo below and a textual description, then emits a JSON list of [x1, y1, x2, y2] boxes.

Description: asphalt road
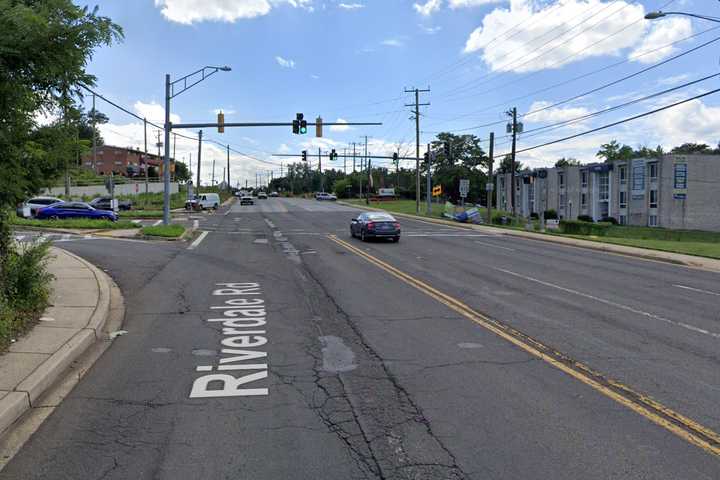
[[3, 197, 719, 479]]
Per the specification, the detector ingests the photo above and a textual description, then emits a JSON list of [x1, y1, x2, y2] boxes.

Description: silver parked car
[[17, 196, 64, 218]]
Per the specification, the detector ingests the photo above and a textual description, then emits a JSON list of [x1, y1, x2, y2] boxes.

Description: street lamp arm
[[645, 11, 720, 23], [169, 65, 232, 99]]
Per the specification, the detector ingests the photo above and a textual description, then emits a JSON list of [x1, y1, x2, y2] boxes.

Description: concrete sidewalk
[[338, 201, 720, 273], [0, 247, 122, 437]]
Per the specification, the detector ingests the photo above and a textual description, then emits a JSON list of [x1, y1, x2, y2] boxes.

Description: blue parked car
[[36, 202, 118, 222]]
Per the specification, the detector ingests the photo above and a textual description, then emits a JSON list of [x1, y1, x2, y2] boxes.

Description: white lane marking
[[495, 268, 720, 339], [224, 210, 231, 216], [673, 284, 720, 297], [475, 241, 516, 251], [253, 238, 268, 244], [406, 233, 491, 237], [131, 219, 142, 225], [152, 219, 162, 226], [188, 231, 209, 250], [264, 218, 276, 229], [61, 234, 70, 242], [193, 219, 199, 230]]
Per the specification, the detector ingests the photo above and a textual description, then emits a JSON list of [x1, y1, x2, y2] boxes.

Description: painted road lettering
[[189, 283, 269, 398]]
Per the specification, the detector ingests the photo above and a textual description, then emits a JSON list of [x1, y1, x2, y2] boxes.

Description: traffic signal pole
[[405, 87, 430, 215], [426, 144, 432, 216]]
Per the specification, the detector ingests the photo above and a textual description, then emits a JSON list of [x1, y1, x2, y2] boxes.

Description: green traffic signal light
[[300, 125, 307, 134]]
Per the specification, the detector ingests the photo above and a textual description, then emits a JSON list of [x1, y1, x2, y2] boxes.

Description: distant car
[[350, 212, 400, 242], [269, 191, 279, 197], [185, 193, 220, 210], [17, 197, 64, 218], [36, 202, 118, 222], [89, 196, 132, 211], [257, 192, 268, 199], [240, 195, 254, 205], [316, 192, 337, 201]]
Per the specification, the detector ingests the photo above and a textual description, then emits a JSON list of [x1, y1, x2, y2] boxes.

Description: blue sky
[[79, 0, 717, 187]]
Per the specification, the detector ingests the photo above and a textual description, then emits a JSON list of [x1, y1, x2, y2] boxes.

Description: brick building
[[496, 154, 720, 232], [81, 146, 174, 177]]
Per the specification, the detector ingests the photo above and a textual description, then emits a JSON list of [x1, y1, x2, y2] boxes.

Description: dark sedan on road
[[350, 212, 401, 242], [36, 202, 118, 222]]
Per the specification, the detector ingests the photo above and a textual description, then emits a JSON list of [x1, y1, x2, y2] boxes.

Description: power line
[[500, 88, 720, 157]]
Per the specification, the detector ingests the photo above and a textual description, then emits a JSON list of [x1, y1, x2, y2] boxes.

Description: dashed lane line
[[673, 284, 720, 297]]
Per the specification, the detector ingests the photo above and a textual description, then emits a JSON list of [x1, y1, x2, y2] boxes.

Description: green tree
[[0, 0, 122, 263], [554, 157, 582, 168], [496, 155, 524, 174], [596, 140, 634, 162], [174, 161, 191, 183], [671, 143, 711, 154], [430, 133, 489, 203]]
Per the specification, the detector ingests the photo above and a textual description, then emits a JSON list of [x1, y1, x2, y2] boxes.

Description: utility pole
[[426, 143, 432, 216], [211, 155, 216, 187], [351, 143, 357, 173], [143, 118, 149, 195], [226, 145, 230, 191], [405, 87, 430, 215], [91, 94, 97, 173], [222, 167, 226, 189], [343, 148, 347, 174], [396, 152, 400, 189], [507, 107, 521, 216], [172, 133, 177, 182], [196, 130, 203, 191], [487, 132, 494, 225], [318, 147, 323, 193]]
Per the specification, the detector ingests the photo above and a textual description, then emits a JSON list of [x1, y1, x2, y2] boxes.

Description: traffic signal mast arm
[[173, 121, 382, 129], [273, 153, 416, 160]]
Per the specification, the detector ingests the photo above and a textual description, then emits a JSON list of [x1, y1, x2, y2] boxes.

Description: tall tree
[[596, 140, 634, 162], [0, 0, 122, 264]]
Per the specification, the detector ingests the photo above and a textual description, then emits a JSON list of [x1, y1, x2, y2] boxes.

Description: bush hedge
[[560, 220, 612, 236], [577, 215, 593, 222], [544, 209, 558, 220]]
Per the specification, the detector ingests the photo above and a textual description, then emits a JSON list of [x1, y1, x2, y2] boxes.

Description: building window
[[632, 160, 645, 192], [619, 191, 627, 208], [559, 193, 567, 210], [599, 172, 609, 201], [96, 161, 104, 165], [559, 172, 565, 188], [619, 215, 627, 225], [619, 165, 627, 184], [649, 215, 658, 227], [649, 189, 658, 208], [674, 163, 687, 189], [648, 162, 658, 182], [581, 170, 588, 188], [114, 160, 123, 165], [84, 162, 92, 166], [581, 193, 587, 207]]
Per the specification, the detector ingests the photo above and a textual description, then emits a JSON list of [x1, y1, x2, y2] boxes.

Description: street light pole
[[645, 11, 720, 22], [163, 74, 171, 225]]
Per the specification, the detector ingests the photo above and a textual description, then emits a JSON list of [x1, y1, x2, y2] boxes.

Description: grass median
[[11, 216, 140, 230], [345, 198, 447, 218], [119, 210, 164, 219], [141, 224, 186, 238]]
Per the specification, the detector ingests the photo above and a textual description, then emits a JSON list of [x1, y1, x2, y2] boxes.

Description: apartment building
[[80, 145, 174, 177], [496, 154, 720, 232]]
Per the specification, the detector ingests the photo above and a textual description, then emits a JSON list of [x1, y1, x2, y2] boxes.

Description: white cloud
[[524, 101, 591, 124], [310, 74, 320, 79], [639, 98, 720, 148], [154, 0, 313, 24], [419, 24, 442, 34], [463, 0, 646, 73], [278, 143, 291, 153], [656, 74, 690, 87], [134, 101, 181, 124], [275, 56, 296, 68], [212, 108, 237, 115], [449, 0, 503, 8], [381, 38, 404, 47], [414, 0, 441, 16], [338, 2, 363, 10], [629, 17, 692, 64], [329, 118, 351, 132]]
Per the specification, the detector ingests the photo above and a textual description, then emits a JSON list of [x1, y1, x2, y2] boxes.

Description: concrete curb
[[337, 201, 720, 272], [0, 248, 120, 437]]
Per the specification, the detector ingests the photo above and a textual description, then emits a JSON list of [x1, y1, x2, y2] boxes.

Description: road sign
[[486, 182, 494, 192], [459, 179, 470, 198], [432, 185, 442, 196]]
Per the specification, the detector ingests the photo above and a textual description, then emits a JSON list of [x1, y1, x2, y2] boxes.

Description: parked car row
[[16, 196, 128, 221]]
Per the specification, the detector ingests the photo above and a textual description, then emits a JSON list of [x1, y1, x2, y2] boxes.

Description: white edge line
[[152, 219, 162, 226], [673, 284, 720, 297], [476, 241, 515, 251], [188, 231, 209, 250]]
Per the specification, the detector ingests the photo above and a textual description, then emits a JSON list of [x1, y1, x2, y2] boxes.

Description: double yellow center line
[[327, 234, 720, 458]]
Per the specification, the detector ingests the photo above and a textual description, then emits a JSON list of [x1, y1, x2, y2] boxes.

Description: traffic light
[[301, 150, 307, 162], [316, 117, 323, 138], [392, 152, 399, 163], [293, 113, 304, 134], [217, 111, 225, 133], [330, 149, 337, 160]]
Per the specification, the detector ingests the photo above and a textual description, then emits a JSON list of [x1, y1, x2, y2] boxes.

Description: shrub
[[530, 212, 539, 220], [577, 214, 594, 222], [560, 220, 612, 236], [0, 241, 52, 349], [601, 216, 618, 225], [544, 209, 558, 220]]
